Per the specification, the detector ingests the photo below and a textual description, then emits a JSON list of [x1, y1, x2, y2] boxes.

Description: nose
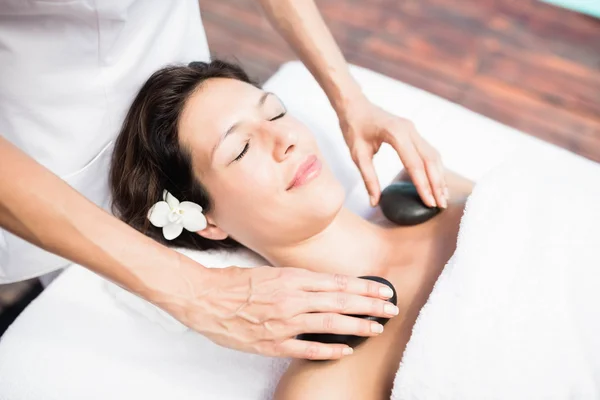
[[269, 123, 298, 162]]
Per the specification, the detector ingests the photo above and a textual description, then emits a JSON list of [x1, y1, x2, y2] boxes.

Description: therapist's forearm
[[258, 0, 367, 115], [0, 137, 207, 303]]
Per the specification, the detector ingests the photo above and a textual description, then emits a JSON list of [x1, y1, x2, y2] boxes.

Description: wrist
[[331, 88, 370, 124], [138, 252, 212, 323]]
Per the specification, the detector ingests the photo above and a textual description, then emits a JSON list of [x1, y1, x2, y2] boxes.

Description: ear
[[195, 215, 229, 241]]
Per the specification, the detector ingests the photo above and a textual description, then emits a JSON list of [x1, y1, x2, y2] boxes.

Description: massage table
[[0, 61, 597, 399]]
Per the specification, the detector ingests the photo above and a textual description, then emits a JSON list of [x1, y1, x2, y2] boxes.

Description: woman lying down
[[109, 60, 600, 399]]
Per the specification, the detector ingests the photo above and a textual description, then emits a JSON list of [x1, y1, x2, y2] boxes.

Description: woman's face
[[178, 78, 345, 250]]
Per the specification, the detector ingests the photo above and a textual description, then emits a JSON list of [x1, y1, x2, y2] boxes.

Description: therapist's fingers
[[287, 312, 386, 338], [231, 269, 395, 324], [351, 146, 381, 206], [245, 292, 397, 338], [387, 133, 435, 207], [437, 155, 449, 200], [297, 270, 394, 300], [273, 338, 353, 360], [253, 312, 385, 344], [417, 138, 447, 208], [302, 292, 399, 319], [424, 157, 446, 209]]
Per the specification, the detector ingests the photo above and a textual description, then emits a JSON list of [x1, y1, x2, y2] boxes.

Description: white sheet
[[0, 61, 596, 400]]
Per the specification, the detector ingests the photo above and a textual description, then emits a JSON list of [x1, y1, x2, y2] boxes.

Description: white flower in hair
[[147, 190, 207, 240]]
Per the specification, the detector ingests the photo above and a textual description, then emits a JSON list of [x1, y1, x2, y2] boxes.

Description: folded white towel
[[392, 151, 600, 399]]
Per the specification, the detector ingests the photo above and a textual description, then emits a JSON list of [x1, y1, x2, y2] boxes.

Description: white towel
[[392, 151, 600, 399]]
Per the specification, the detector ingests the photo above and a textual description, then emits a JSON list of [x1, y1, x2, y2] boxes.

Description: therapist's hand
[[339, 99, 449, 208], [175, 264, 397, 360]]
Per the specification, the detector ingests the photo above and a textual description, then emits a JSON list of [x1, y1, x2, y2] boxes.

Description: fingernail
[[444, 187, 450, 200], [370, 196, 376, 207], [371, 323, 384, 334], [379, 286, 394, 298], [384, 304, 399, 316], [343, 347, 354, 356], [428, 193, 437, 208], [440, 196, 448, 209]]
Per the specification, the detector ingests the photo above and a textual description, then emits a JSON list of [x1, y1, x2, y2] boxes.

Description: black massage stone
[[379, 181, 441, 226], [296, 276, 397, 349]]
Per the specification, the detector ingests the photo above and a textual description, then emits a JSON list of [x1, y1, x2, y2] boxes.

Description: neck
[[261, 208, 415, 277]]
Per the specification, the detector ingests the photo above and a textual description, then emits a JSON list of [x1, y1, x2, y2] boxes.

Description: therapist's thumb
[[353, 149, 380, 207]]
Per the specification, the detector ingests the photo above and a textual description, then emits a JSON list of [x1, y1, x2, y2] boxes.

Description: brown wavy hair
[[110, 60, 258, 251]]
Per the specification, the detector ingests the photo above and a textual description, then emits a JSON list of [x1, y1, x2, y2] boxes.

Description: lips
[[287, 154, 322, 190]]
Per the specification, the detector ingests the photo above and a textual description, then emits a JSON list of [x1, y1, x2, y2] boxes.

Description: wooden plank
[[476, 39, 600, 118], [462, 75, 600, 162], [345, 47, 466, 101]]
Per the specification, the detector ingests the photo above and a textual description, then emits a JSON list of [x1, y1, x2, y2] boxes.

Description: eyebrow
[[211, 92, 273, 160]]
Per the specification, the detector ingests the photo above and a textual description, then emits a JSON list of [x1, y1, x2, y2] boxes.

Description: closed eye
[[232, 142, 250, 163], [231, 109, 286, 164], [270, 111, 286, 121]]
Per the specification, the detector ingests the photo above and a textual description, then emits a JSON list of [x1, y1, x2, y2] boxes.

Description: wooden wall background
[[200, 0, 600, 162]]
